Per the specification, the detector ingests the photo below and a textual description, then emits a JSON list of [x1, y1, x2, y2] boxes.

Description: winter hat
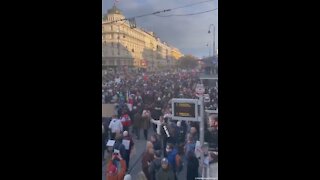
[[161, 158, 169, 165], [124, 174, 132, 180], [177, 121, 181, 127]]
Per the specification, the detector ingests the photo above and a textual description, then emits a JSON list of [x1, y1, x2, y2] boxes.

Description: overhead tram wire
[[169, 0, 214, 11], [103, 0, 214, 24], [154, 8, 218, 17]]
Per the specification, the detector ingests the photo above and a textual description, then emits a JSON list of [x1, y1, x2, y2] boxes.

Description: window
[[132, 49, 134, 53], [123, 35, 125, 38]]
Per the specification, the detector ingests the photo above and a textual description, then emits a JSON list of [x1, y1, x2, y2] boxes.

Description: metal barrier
[[195, 178, 217, 180]]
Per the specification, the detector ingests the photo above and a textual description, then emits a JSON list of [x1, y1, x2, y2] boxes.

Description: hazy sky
[[102, 0, 218, 58]]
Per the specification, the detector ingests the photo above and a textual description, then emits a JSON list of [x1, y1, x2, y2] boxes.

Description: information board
[[171, 98, 199, 121], [173, 102, 196, 118]]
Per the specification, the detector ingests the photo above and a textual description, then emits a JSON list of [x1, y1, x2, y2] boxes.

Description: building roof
[[107, 5, 122, 15]]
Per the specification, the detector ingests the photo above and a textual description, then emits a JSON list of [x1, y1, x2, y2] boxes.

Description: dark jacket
[[133, 113, 142, 128], [141, 114, 151, 130], [148, 158, 162, 180], [175, 126, 186, 144], [156, 167, 175, 180], [113, 140, 126, 160], [187, 155, 199, 180], [152, 139, 162, 151], [205, 128, 218, 149]]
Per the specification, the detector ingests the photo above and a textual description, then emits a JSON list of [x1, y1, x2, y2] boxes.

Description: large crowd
[[102, 71, 218, 180]]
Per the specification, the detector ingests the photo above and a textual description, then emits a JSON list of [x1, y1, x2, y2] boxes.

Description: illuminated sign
[[173, 102, 196, 118], [171, 98, 199, 121]]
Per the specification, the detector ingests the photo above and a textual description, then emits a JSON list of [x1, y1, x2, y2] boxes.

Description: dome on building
[[107, 5, 122, 15]]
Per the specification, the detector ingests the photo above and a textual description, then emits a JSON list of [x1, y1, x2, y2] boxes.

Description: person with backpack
[[148, 150, 162, 180], [113, 133, 127, 163]]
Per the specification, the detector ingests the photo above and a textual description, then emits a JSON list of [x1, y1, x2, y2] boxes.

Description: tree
[[177, 55, 199, 69]]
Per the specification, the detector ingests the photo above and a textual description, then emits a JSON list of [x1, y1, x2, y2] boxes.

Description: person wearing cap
[[123, 130, 134, 170], [156, 158, 175, 180], [106, 151, 127, 180]]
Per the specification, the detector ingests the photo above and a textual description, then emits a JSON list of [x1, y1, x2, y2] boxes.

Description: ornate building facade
[[102, 5, 183, 73]]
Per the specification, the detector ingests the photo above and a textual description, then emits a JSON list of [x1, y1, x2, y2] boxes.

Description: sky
[[102, 0, 218, 58]]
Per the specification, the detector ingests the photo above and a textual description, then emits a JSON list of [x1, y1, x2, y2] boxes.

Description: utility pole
[[199, 96, 205, 178], [208, 24, 215, 57]]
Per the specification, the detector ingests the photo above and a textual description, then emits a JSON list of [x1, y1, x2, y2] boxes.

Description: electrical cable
[[155, 8, 217, 17]]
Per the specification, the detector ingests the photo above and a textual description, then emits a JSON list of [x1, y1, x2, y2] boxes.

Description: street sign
[[171, 98, 199, 121]]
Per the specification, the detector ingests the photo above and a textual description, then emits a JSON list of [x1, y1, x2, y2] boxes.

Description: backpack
[[175, 154, 183, 172]]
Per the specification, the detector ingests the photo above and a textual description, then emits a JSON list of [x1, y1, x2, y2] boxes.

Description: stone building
[[102, 5, 183, 73]]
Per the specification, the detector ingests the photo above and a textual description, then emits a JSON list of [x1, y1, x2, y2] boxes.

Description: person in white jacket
[[109, 115, 123, 140], [151, 116, 164, 136]]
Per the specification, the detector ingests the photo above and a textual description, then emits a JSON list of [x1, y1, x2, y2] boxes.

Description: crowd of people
[[102, 71, 218, 180]]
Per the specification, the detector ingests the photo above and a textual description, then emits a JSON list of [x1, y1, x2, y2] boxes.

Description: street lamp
[[208, 24, 216, 57], [206, 43, 211, 57]]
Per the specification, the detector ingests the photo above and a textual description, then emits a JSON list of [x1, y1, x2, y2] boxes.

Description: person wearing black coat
[[186, 151, 199, 180]]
